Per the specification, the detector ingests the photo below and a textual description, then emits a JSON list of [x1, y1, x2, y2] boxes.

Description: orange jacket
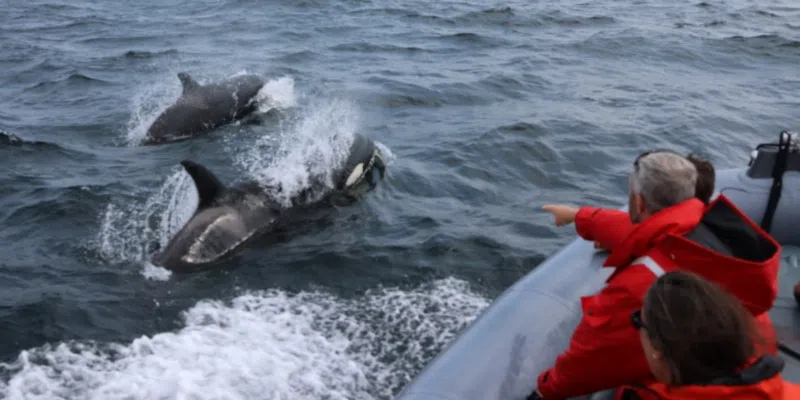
[[536, 195, 781, 399], [617, 355, 800, 399]]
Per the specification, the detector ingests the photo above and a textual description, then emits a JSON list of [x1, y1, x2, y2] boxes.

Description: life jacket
[[585, 195, 780, 352], [537, 196, 781, 399], [617, 355, 800, 399]]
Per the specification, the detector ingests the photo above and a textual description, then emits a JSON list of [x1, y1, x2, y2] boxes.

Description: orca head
[[335, 134, 387, 200]]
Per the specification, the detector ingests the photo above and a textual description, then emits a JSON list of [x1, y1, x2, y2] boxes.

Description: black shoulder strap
[[756, 132, 800, 362], [760, 131, 792, 233]]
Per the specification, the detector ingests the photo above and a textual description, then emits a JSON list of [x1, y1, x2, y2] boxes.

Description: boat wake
[[0, 278, 488, 400]]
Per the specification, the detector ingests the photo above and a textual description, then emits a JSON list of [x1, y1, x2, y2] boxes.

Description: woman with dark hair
[[685, 153, 715, 205], [620, 270, 799, 399]]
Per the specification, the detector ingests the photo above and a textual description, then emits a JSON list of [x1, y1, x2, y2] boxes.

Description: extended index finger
[[541, 204, 558, 212]]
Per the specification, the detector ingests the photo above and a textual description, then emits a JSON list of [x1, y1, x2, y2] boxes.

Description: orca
[[143, 72, 266, 144], [151, 133, 387, 272]]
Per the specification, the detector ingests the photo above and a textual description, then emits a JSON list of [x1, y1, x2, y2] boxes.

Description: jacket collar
[[603, 198, 705, 268], [703, 355, 784, 387], [624, 355, 785, 399]]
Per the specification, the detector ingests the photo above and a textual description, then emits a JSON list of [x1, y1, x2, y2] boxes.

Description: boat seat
[[772, 245, 800, 382]]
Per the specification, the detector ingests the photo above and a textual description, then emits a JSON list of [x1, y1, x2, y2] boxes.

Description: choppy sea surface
[[0, 0, 798, 398]]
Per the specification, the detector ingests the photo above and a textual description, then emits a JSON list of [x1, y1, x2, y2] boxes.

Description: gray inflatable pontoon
[[394, 132, 800, 400]]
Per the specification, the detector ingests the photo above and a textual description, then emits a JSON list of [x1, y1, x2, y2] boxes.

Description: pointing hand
[[541, 204, 579, 227]]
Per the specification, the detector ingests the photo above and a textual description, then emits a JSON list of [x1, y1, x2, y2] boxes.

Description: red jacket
[[617, 355, 800, 399], [536, 195, 781, 399]]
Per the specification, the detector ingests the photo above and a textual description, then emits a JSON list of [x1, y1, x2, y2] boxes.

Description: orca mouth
[[369, 149, 387, 185], [345, 148, 385, 188]]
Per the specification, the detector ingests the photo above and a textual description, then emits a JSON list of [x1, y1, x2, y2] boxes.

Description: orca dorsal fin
[[177, 72, 200, 94], [180, 160, 226, 210]]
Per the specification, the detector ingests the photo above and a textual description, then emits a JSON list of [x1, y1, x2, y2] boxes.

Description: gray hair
[[630, 152, 697, 213]]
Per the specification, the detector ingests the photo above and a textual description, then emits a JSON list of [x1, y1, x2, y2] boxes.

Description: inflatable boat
[[393, 132, 800, 400]]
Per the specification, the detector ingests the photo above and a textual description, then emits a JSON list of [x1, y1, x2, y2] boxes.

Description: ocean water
[[0, 0, 798, 398]]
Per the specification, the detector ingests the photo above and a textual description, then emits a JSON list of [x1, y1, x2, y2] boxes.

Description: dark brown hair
[[686, 153, 715, 204], [642, 270, 760, 385]]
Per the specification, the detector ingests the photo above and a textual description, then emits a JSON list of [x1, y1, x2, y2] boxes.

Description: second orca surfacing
[[143, 72, 267, 144]]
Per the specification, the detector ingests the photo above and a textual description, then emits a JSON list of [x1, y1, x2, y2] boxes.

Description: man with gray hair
[[627, 151, 697, 223], [528, 150, 781, 400]]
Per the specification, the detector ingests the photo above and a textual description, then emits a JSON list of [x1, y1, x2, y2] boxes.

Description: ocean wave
[[538, 11, 616, 27], [76, 34, 182, 46], [272, 49, 318, 63], [2, 17, 113, 33], [2, 186, 109, 231], [435, 32, 509, 47], [463, 6, 515, 17], [0, 131, 48, 147], [0, 278, 489, 400], [330, 42, 431, 54], [352, 8, 453, 25], [122, 49, 179, 59], [455, 7, 525, 26], [366, 72, 547, 108], [0, 131, 66, 152], [25, 73, 113, 92], [474, 74, 529, 100], [352, 6, 612, 29], [712, 33, 800, 58], [364, 77, 497, 108], [568, 32, 711, 66]]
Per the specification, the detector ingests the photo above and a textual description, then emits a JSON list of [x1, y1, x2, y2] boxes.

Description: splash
[[374, 141, 396, 165], [141, 262, 172, 281], [256, 76, 297, 112], [125, 73, 297, 145], [107, 82, 389, 277], [0, 278, 489, 400], [97, 167, 198, 275], [238, 97, 362, 207], [125, 77, 180, 146]]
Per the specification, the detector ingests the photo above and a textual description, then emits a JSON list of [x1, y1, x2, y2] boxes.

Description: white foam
[[158, 169, 199, 246], [125, 78, 181, 145], [96, 167, 198, 277], [141, 262, 172, 281], [0, 278, 489, 400], [374, 141, 396, 164], [256, 76, 298, 112], [238, 97, 363, 207]]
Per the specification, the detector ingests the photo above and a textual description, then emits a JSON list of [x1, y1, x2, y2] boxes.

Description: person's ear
[[634, 193, 647, 215]]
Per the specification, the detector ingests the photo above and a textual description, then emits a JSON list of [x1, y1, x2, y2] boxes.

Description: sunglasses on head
[[633, 149, 682, 168], [631, 309, 648, 331]]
